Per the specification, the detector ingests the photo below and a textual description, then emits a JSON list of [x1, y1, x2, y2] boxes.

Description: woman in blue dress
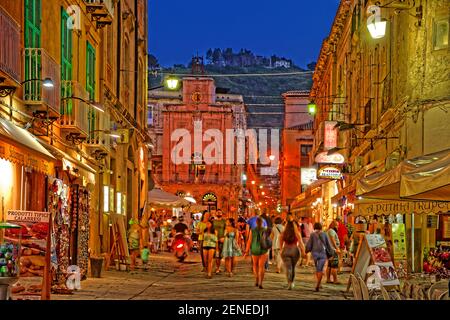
[[222, 218, 242, 277]]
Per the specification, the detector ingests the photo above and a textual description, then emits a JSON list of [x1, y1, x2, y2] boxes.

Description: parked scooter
[[172, 232, 188, 262]]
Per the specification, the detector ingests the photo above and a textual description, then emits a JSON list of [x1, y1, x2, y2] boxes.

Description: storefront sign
[[314, 151, 345, 164], [356, 200, 450, 216], [391, 223, 407, 261], [318, 166, 342, 180], [324, 121, 338, 150], [301, 168, 317, 185], [6, 210, 50, 300], [0, 141, 54, 175]]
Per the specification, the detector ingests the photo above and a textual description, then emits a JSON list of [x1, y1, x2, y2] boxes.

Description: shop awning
[[356, 148, 450, 201], [37, 139, 96, 184], [400, 148, 450, 201], [354, 198, 450, 216], [148, 187, 190, 207], [0, 117, 55, 174]]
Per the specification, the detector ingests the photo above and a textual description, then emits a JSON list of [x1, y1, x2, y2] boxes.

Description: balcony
[[0, 6, 20, 83], [23, 48, 61, 117], [60, 80, 89, 138], [85, 112, 111, 152], [84, 0, 113, 28]]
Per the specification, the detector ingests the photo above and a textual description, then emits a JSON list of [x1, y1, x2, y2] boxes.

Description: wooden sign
[[6, 210, 51, 300], [347, 233, 400, 292]]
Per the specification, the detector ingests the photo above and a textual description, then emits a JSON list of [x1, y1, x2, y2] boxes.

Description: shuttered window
[[86, 42, 96, 135]]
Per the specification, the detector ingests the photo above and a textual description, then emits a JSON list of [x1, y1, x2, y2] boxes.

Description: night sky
[[148, 0, 340, 68]]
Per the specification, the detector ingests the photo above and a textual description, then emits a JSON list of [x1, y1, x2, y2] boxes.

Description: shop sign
[[6, 210, 50, 300], [356, 200, 450, 216], [301, 168, 317, 185], [318, 166, 342, 180], [324, 121, 338, 150], [315, 151, 345, 164]]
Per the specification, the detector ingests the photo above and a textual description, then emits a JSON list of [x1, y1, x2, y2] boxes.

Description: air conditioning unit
[[354, 156, 363, 172], [114, 129, 129, 143]]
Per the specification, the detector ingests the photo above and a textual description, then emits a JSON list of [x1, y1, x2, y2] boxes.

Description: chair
[[380, 285, 391, 300], [427, 280, 448, 300], [401, 281, 412, 299], [349, 274, 363, 300], [357, 275, 370, 300], [438, 290, 449, 300]]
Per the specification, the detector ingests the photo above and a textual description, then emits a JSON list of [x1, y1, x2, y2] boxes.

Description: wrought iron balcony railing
[[60, 80, 89, 137], [0, 7, 20, 83], [23, 48, 61, 116]]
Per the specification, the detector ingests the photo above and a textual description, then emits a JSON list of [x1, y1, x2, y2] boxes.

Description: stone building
[[280, 91, 314, 210], [0, 0, 149, 280], [148, 76, 246, 217], [310, 0, 450, 271]]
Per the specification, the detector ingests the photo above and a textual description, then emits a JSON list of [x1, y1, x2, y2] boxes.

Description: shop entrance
[[202, 193, 217, 212]]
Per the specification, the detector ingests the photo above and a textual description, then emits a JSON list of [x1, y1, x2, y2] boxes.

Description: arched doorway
[[202, 192, 217, 212]]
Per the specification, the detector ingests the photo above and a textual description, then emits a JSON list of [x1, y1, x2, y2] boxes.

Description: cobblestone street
[[53, 253, 351, 300]]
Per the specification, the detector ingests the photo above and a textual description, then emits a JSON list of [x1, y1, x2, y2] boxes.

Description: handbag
[[317, 232, 334, 259], [259, 229, 272, 251]]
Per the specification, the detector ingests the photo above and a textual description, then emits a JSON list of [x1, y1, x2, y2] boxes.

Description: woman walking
[[271, 217, 284, 273], [222, 218, 242, 276], [280, 216, 306, 289], [326, 221, 341, 284], [306, 222, 334, 292], [202, 220, 218, 279], [244, 217, 268, 289], [196, 211, 210, 272]]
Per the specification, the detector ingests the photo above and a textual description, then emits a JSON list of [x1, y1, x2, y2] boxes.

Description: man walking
[[213, 210, 226, 274]]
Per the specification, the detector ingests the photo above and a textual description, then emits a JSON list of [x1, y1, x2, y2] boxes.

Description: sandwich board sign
[[347, 233, 400, 292]]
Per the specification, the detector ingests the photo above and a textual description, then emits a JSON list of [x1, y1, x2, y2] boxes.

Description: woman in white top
[[270, 217, 284, 273]]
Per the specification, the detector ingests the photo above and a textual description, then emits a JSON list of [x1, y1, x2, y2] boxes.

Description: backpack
[[260, 228, 272, 250]]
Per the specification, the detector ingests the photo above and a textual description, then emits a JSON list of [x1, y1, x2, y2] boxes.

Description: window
[[364, 100, 372, 132], [147, 105, 153, 127], [24, 0, 41, 48], [433, 17, 449, 50], [61, 8, 73, 114], [24, 0, 41, 99], [86, 42, 96, 135], [301, 145, 312, 156]]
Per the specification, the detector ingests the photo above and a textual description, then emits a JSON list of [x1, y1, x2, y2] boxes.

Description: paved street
[[53, 252, 351, 300]]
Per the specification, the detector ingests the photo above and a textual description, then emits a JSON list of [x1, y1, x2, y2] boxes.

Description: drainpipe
[[116, 1, 121, 100], [134, 0, 138, 120]]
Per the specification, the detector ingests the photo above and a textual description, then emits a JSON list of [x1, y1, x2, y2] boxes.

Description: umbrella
[[186, 204, 208, 213], [147, 188, 190, 207]]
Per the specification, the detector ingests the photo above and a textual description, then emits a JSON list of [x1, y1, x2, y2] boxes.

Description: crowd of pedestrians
[[129, 208, 350, 292]]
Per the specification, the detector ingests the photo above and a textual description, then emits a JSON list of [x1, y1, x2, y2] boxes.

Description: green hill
[[149, 65, 313, 128]]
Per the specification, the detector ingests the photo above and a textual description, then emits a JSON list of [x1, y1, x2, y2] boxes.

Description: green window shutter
[[61, 8, 73, 115], [24, 0, 41, 100], [86, 42, 96, 135]]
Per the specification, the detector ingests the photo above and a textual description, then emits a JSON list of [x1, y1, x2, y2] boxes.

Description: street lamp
[[20, 77, 54, 88], [165, 76, 180, 90], [307, 101, 316, 115], [367, 5, 387, 39], [61, 95, 105, 113], [269, 155, 275, 161]]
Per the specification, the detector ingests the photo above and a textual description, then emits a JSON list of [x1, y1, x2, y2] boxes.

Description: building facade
[[310, 0, 450, 272], [148, 76, 246, 217], [0, 0, 149, 285]]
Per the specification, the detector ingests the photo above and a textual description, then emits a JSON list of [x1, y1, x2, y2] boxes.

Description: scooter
[[172, 233, 188, 262]]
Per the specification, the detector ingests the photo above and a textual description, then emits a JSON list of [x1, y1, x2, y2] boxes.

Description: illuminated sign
[[324, 121, 338, 150], [301, 168, 317, 185], [315, 151, 345, 164], [318, 166, 342, 180]]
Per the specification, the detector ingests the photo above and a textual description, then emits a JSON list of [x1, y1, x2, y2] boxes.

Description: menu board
[[365, 234, 400, 287], [5, 210, 50, 300]]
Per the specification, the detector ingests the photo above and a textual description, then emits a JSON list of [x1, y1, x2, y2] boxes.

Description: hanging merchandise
[[77, 187, 90, 279]]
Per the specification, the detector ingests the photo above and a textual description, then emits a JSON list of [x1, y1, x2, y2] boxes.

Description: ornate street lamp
[[307, 101, 316, 115]]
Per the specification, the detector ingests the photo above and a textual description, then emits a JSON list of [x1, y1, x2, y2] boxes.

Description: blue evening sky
[[148, 0, 340, 68]]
